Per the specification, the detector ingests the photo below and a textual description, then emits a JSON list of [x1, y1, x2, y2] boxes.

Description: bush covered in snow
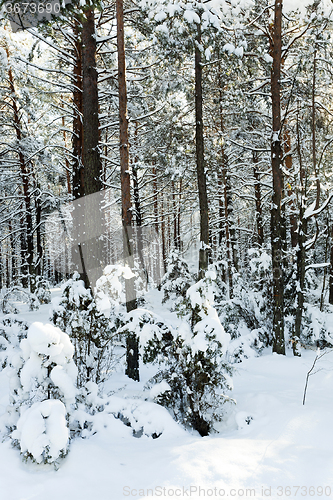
[[12, 399, 69, 466], [0, 286, 40, 314], [94, 265, 135, 316], [51, 272, 117, 387], [299, 302, 333, 348], [160, 249, 194, 314], [6, 322, 77, 465], [34, 276, 51, 304], [0, 317, 28, 369], [141, 271, 234, 436], [216, 249, 274, 362]]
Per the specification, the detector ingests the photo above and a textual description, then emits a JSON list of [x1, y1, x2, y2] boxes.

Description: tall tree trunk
[[153, 165, 159, 235], [6, 46, 34, 290], [152, 163, 162, 283], [284, 129, 297, 248], [312, 50, 320, 212], [195, 23, 209, 278], [161, 192, 167, 273], [80, 8, 103, 290], [6, 231, 11, 287], [329, 222, 333, 305], [82, 9, 101, 197], [72, 20, 84, 200], [294, 101, 306, 354], [177, 178, 182, 249], [221, 161, 233, 298], [9, 218, 16, 286], [71, 20, 85, 283], [117, 0, 139, 381], [320, 213, 329, 312], [35, 187, 42, 277], [270, 0, 285, 355], [253, 151, 264, 247], [172, 180, 178, 248], [61, 111, 72, 196], [218, 64, 237, 293]]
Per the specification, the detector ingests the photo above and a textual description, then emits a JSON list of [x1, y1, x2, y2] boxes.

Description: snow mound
[[12, 399, 69, 464], [106, 396, 184, 439]]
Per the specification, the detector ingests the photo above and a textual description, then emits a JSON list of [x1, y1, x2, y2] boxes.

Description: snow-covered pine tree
[[51, 272, 115, 387], [160, 249, 193, 313], [144, 270, 234, 436], [6, 322, 77, 465]]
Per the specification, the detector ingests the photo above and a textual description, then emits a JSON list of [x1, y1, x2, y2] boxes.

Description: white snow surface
[[0, 289, 333, 498]]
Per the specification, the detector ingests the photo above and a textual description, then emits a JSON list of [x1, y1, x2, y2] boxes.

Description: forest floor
[[0, 289, 333, 500]]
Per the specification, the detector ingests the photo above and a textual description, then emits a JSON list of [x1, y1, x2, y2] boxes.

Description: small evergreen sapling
[[144, 270, 234, 436], [34, 276, 51, 304], [51, 272, 116, 387], [160, 249, 193, 314], [217, 248, 274, 362], [0, 317, 28, 369]]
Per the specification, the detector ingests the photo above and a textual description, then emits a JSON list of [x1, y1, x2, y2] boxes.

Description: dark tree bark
[[161, 192, 167, 273], [294, 102, 307, 354], [312, 50, 321, 212], [152, 163, 162, 283], [221, 161, 234, 297], [77, 8, 104, 290], [283, 129, 298, 248], [8, 217, 16, 286], [218, 60, 237, 294], [117, 0, 139, 381], [253, 152, 264, 247], [60, 98, 72, 196], [195, 23, 210, 278], [293, 52, 321, 353], [82, 9, 102, 197], [72, 19, 84, 200], [35, 187, 42, 277], [270, 0, 285, 355], [172, 180, 178, 249], [153, 164, 159, 235], [177, 178, 182, 249], [329, 223, 333, 305]]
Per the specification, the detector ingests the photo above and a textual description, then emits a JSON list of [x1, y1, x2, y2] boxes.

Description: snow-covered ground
[[1, 290, 333, 500]]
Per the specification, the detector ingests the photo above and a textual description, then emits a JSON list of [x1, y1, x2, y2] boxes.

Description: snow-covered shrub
[[217, 249, 273, 361], [34, 276, 51, 304], [71, 386, 182, 440], [160, 249, 194, 314], [118, 309, 174, 354], [94, 264, 134, 317], [143, 271, 234, 436], [300, 303, 333, 348], [227, 324, 269, 363], [69, 380, 106, 439], [51, 272, 116, 387], [0, 316, 28, 369], [211, 246, 229, 302], [0, 286, 40, 314], [13, 399, 69, 466], [7, 322, 77, 465]]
